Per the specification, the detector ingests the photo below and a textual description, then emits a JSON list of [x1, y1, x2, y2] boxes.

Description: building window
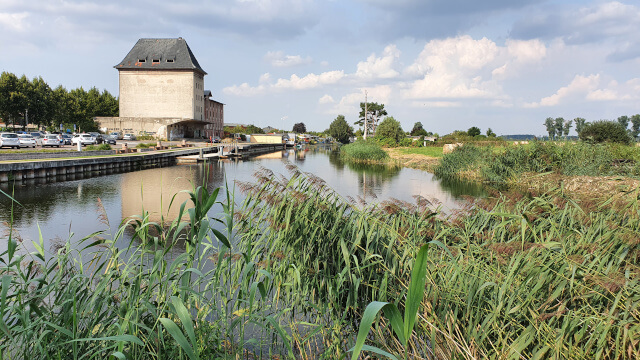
[[152, 59, 160, 63], [138, 59, 146, 63], [166, 59, 174, 63]]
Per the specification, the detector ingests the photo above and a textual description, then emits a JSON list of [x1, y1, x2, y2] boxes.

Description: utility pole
[[364, 90, 368, 140]]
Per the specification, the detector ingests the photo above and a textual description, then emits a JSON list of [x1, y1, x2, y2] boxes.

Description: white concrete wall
[[119, 70, 203, 120]]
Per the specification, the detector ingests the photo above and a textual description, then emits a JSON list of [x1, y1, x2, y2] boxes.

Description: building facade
[[204, 90, 224, 138], [97, 38, 223, 140]]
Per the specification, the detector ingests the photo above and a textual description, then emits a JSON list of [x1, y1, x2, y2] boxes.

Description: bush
[[374, 117, 404, 144], [579, 120, 631, 145], [340, 139, 389, 163], [85, 144, 112, 151]]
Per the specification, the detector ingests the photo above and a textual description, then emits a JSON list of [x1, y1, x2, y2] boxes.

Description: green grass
[[396, 146, 443, 157]]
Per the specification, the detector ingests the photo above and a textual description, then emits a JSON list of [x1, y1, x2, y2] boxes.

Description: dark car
[[89, 132, 104, 144], [61, 134, 72, 145], [106, 137, 116, 145]]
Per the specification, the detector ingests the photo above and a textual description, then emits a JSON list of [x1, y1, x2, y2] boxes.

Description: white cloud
[[525, 74, 600, 107], [0, 12, 29, 32], [402, 36, 501, 100], [318, 94, 335, 104], [355, 44, 401, 80], [506, 39, 546, 63], [222, 82, 267, 96], [274, 70, 345, 89], [264, 51, 312, 67]]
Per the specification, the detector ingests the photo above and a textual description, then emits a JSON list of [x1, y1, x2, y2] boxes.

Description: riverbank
[[384, 147, 441, 172]]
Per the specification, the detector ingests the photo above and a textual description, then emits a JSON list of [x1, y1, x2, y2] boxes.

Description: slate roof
[[115, 38, 206, 75]]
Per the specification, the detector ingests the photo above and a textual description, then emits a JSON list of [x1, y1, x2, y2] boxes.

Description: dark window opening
[[138, 59, 146, 63], [152, 59, 160, 63], [166, 59, 174, 63]]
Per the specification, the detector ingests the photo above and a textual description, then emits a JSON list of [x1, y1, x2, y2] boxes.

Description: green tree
[[630, 114, 640, 141], [562, 119, 573, 138], [328, 115, 353, 144], [579, 120, 631, 145], [554, 117, 565, 139], [617, 115, 629, 130], [355, 102, 387, 134], [292, 122, 306, 133], [410, 122, 427, 136], [574, 117, 587, 135], [374, 116, 404, 143], [544, 117, 556, 139], [467, 126, 481, 137], [486, 128, 496, 137]]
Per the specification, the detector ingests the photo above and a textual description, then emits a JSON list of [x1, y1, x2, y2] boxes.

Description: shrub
[[579, 120, 631, 144], [85, 143, 112, 151], [374, 116, 404, 144]]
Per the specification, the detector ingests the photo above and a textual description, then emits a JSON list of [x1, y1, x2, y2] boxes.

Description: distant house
[[96, 37, 224, 140]]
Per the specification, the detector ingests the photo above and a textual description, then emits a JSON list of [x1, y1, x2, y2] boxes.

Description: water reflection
[[0, 147, 486, 253]]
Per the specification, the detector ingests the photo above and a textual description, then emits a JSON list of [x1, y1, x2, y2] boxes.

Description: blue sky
[[1, 0, 639, 135]]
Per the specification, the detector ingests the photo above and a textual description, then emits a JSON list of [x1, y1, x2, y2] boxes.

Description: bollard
[[122, 143, 128, 153], [181, 139, 186, 147], [77, 140, 82, 152], [199, 148, 203, 159], [156, 140, 162, 149]]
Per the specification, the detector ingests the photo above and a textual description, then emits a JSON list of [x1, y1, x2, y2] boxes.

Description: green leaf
[[349, 301, 389, 360], [170, 296, 199, 359], [159, 317, 198, 360]]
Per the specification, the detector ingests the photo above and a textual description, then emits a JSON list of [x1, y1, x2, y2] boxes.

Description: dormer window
[[166, 59, 174, 63], [138, 59, 146, 63], [152, 59, 160, 63]]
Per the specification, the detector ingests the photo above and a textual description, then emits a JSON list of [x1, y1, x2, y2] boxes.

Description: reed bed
[[2, 161, 639, 359], [235, 163, 640, 359], [340, 140, 389, 163]]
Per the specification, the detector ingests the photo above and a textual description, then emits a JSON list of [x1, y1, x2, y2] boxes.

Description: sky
[[1, 0, 639, 136]]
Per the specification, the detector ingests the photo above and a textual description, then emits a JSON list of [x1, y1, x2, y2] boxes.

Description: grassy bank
[[435, 141, 640, 186]]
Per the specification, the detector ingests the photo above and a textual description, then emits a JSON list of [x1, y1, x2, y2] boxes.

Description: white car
[[0, 132, 21, 149], [71, 133, 96, 146], [18, 134, 37, 148], [123, 133, 136, 140], [42, 134, 62, 147]]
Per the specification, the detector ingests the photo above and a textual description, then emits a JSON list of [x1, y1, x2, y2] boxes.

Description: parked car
[[30, 132, 43, 146], [212, 136, 221, 143], [0, 132, 21, 149], [71, 133, 96, 146], [110, 132, 123, 140], [61, 134, 72, 145], [18, 134, 37, 148], [123, 133, 136, 141], [42, 134, 62, 147], [106, 136, 117, 145], [89, 132, 104, 144]]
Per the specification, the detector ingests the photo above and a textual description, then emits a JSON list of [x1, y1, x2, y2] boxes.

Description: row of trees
[[0, 72, 117, 132], [544, 115, 640, 140]]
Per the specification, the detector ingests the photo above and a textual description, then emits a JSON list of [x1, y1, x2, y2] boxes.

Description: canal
[[0, 145, 484, 253]]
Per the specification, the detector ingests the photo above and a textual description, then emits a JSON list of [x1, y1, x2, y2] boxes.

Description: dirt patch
[[513, 172, 640, 202], [384, 148, 439, 172]]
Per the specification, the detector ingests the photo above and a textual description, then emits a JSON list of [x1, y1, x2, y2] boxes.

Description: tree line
[[544, 115, 640, 141], [0, 71, 118, 133]]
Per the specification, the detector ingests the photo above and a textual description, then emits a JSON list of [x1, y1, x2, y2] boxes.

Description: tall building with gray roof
[[97, 38, 223, 140]]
